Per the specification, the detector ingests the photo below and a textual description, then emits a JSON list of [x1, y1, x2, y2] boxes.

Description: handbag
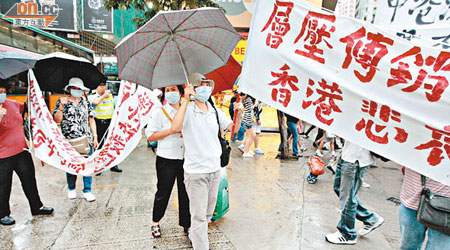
[[67, 98, 91, 156], [417, 175, 450, 236], [210, 103, 231, 167]]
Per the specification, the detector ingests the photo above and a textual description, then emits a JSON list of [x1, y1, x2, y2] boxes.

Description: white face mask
[[165, 92, 180, 104], [0, 93, 6, 104], [70, 89, 83, 98]]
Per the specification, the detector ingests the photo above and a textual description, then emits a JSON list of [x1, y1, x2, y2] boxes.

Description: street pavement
[[1, 131, 404, 249]]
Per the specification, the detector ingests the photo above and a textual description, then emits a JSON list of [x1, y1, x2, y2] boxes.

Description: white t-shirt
[[341, 141, 375, 167], [182, 102, 232, 173], [145, 104, 184, 160]]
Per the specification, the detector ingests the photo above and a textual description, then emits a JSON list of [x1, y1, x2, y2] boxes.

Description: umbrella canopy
[[115, 7, 241, 89], [0, 52, 37, 79], [34, 52, 106, 92], [206, 56, 241, 94]]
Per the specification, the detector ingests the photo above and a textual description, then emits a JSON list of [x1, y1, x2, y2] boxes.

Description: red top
[[0, 99, 27, 159]]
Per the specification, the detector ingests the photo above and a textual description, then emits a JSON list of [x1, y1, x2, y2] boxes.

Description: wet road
[[1, 131, 403, 249]]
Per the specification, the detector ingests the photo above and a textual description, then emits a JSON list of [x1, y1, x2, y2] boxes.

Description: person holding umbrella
[[145, 85, 190, 238], [53, 78, 98, 202], [170, 73, 241, 250], [0, 82, 53, 226]]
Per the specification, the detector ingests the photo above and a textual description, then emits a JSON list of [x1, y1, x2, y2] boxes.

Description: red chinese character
[[355, 100, 408, 144], [415, 125, 450, 166], [118, 122, 138, 142], [33, 129, 47, 148], [118, 82, 133, 107], [302, 79, 343, 125], [388, 47, 450, 102], [445, 125, 450, 132], [261, 1, 294, 49], [294, 12, 336, 64], [268, 64, 299, 107], [138, 92, 154, 117], [340, 27, 394, 83]]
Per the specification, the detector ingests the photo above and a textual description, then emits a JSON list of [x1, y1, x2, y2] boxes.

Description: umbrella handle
[[174, 40, 190, 86]]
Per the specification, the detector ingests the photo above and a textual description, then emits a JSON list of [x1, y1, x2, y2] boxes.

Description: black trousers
[[95, 118, 111, 148], [0, 151, 43, 217], [153, 156, 190, 228]]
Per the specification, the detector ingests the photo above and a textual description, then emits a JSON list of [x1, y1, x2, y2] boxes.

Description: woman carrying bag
[[170, 73, 242, 250], [53, 77, 98, 202], [145, 85, 190, 238]]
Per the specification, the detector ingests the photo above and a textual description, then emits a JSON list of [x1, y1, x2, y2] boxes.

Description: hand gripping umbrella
[[115, 7, 241, 89]]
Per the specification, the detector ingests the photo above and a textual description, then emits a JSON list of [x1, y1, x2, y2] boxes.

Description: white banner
[[374, 0, 450, 50], [29, 70, 159, 175], [240, 0, 450, 185]]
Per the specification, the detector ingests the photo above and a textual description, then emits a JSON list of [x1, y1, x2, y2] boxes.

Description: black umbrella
[[34, 52, 106, 93]]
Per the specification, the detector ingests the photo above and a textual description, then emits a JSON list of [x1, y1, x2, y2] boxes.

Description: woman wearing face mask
[[0, 82, 53, 226], [53, 77, 98, 202], [145, 85, 190, 238], [170, 73, 242, 250]]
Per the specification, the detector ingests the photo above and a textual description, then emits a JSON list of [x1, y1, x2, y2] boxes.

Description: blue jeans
[[232, 121, 245, 141], [278, 121, 299, 154], [66, 146, 93, 193], [399, 203, 450, 250], [333, 159, 379, 240]]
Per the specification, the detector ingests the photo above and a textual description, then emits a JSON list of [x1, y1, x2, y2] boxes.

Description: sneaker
[[362, 182, 371, 188], [254, 147, 265, 154], [82, 192, 96, 202], [238, 144, 245, 152], [316, 150, 324, 157], [68, 190, 77, 199], [242, 152, 254, 158], [331, 151, 336, 156], [325, 231, 356, 245], [299, 147, 307, 152], [359, 216, 384, 236]]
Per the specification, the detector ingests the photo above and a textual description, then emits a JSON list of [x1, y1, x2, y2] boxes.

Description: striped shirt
[[243, 96, 254, 126], [400, 167, 450, 210], [89, 94, 115, 119]]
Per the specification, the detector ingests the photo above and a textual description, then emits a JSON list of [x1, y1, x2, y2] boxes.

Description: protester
[[53, 78, 98, 202], [241, 93, 256, 158], [229, 91, 244, 142], [89, 82, 122, 173], [316, 131, 336, 157], [170, 73, 239, 250], [399, 167, 450, 249], [145, 85, 190, 238], [325, 141, 384, 245], [252, 100, 264, 154], [0, 82, 53, 226]]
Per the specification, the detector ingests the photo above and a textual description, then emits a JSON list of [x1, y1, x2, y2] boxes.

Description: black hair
[[160, 85, 184, 102], [0, 80, 10, 91]]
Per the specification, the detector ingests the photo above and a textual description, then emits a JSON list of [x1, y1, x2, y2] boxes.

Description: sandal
[[151, 225, 161, 238]]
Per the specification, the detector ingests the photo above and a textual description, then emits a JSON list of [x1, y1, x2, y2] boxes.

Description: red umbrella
[[206, 56, 242, 94]]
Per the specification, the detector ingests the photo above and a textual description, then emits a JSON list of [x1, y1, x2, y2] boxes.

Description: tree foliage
[[104, 0, 222, 27]]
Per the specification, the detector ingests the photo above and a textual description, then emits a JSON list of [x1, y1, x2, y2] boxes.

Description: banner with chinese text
[[240, 0, 450, 185], [29, 71, 158, 175], [374, 0, 450, 50]]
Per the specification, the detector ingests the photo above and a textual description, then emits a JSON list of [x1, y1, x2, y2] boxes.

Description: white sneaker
[[316, 150, 324, 157], [242, 152, 254, 158], [325, 231, 357, 245], [359, 216, 384, 236], [299, 147, 307, 152], [82, 192, 96, 202], [331, 151, 336, 156], [254, 148, 265, 154], [68, 190, 77, 199], [238, 144, 245, 152], [362, 182, 371, 188]]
